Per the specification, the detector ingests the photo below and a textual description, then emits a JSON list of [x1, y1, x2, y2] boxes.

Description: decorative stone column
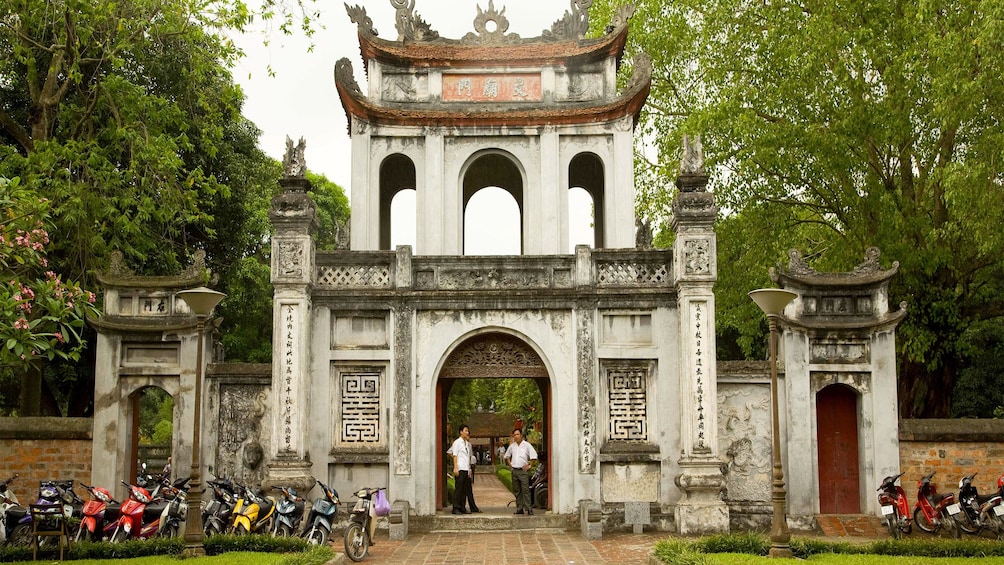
[[671, 135, 729, 534], [265, 138, 317, 493]]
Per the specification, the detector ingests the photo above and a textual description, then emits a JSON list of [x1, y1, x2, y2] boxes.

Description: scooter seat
[[976, 493, 1000, 505], [144, 502, 168, 522], [935, 493, 954, 504], [6, 506, 27, 522]]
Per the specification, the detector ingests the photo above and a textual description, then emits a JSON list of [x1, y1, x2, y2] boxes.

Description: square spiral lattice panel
[[607, 367, 648, 441], [340, 372, 381, 443]]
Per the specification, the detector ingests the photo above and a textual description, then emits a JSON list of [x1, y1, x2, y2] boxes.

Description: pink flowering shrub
[[1, 176, 100, 373]]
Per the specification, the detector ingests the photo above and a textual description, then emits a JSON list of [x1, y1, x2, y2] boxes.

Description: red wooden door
[[816, 384, 860, 513]]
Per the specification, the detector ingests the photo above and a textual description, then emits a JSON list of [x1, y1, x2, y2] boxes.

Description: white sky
[[233, 0, 595, 253]]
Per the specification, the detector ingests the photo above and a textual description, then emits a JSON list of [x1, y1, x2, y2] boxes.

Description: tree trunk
[[19, 365, 42, 416], [899, 360, 953, 418]]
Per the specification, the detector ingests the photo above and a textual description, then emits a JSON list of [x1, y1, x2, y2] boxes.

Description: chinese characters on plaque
[[442, 74, 543, 102]]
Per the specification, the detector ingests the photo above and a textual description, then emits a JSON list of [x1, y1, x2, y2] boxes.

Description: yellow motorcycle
[[231, 483, 276, 535]]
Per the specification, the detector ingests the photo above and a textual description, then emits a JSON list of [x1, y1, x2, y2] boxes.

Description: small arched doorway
[[816, 383, 861, 513], [435, 332, 551, 512], [127, 385, 174, 484]]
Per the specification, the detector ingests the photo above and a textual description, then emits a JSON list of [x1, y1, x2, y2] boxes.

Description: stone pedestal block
[[263, 455, 315, 495], [674, 456, 729, 535], [580, 500, 603, 540], [389, 500, 410, 540]]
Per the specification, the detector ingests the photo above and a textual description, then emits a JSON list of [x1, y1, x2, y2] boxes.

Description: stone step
[[410, 513, 575, 533]]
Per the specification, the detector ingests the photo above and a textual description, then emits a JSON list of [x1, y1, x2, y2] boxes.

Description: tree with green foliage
[[0, 0, 346, 413], [591, 0, 1004, 417], [0, 176, 99, 414]]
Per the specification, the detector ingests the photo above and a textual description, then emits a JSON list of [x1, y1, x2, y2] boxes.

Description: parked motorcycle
[[530, 462, 548, 509], [913, 471, 962, 538], [202, 476, 238, 536], [955, 473, 1004, 538], [108, 480, 167, 541], [343, 486, 384, 562], [76, 483, 119, 542], [6, 480, 80, 546], [270, 485, 305, 537], [0, 474, 19, 544], [876, 473, 912, 539], [303, 480, 339, 546], [231, 483, 276, 535], [156, 477, 191, 539]]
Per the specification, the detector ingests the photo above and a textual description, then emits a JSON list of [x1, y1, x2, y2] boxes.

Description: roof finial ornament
[[680, 134, 706, 176], [391, 0, 439, 42], [345, 4, 378, 36], [542, 0, 592, 41], [283, 136, 307, 178]]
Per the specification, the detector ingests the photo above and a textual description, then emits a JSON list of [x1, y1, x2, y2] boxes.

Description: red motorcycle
[[108, 480, 166, 542], [877, 473, 912, 538], [913, 471, 962, 538], [76, 484, 118, 542]]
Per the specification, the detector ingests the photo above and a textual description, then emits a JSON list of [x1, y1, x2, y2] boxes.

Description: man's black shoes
[[514, 510, 524, 515]]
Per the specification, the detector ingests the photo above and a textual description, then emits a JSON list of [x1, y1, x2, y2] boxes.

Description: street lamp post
[[749, 288, 798, 559], [177, 287, 225, 557]]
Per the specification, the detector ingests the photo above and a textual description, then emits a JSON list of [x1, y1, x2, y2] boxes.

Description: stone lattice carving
[[391, 0, 439, 42], [684, 239, 711, 275], [680, 134, 706, 176], [316, 265, 391, 287], [462, 0, 520, 44], [596, 260, 669, 285], [606, 366, 648, 441], [282, 136, 307, 178], [345, 4, 378, 35], [542, 0, 592, 41], [340, 371, 382, 443], [217, 384, 269, 487]]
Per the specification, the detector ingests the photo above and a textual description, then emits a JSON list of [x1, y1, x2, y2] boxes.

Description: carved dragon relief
[[391, 0, 439, 42], [542, 0, 592, 41], [345, 3, 378, 35], [718, 386, 771, 501]]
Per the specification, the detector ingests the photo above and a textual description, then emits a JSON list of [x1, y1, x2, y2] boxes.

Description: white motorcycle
[[0, 474, 20, 544]]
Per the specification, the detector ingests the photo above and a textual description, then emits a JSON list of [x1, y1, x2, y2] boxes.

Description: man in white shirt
[[504, 427, 538, 515], [448, 424, 474, 514]]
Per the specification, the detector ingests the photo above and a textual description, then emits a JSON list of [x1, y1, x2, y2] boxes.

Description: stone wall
[[0, 417, 93, 496], [899, 419, 1004, 496]]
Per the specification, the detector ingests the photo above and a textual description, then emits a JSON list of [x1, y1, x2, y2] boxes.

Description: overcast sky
[[233, 0, 595, 252]]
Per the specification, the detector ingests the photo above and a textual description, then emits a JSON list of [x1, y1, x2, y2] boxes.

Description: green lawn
[[704, 554, 1004, 564]]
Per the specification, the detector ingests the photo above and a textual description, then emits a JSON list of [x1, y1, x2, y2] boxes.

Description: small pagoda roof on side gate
[[335, 1, 651, 130]]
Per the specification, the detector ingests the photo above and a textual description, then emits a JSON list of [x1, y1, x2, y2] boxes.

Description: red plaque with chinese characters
[[442, 73, 543, 102]]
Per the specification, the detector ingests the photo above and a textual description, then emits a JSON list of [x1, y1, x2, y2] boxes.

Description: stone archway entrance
[[434, 332, 551, 511]]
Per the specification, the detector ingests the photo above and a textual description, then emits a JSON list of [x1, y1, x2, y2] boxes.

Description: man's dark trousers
[[512, 467, 531, 511], [453, 470, 472, 512]]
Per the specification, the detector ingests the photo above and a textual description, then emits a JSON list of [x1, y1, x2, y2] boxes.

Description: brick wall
[[0, 417, 92, 499], [899, 419, 1004, 496]]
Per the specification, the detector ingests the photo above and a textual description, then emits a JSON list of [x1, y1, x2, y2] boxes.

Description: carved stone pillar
[[671, 143, 729, 534], [265, 175, 317, 493]]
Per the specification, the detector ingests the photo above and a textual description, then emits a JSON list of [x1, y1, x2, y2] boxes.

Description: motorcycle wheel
[[204, 520, 222, 537], [8, 524, 32, 546], [343, 522, 368, 562], [160, 523, 180, 539], [275, 523, 292, 538], [913, 508, 936, 533], [944, 513, 961, 539], [307, 526, 328, 546], [958, 511, 980, 535], [110, 527, 129, 543], [886, 517, 900, 539], [235, 523, 249, 535], [75, 526, 91, 543]]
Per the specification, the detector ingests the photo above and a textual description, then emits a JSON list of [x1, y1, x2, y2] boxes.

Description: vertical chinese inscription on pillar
[[340, 372, 381, 443], [281, 304, 297, 453], [607, 367, 648, 440], [693, 302, 708, 451], [577, 309, 596, 473], [394, 306, 413, 475]]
